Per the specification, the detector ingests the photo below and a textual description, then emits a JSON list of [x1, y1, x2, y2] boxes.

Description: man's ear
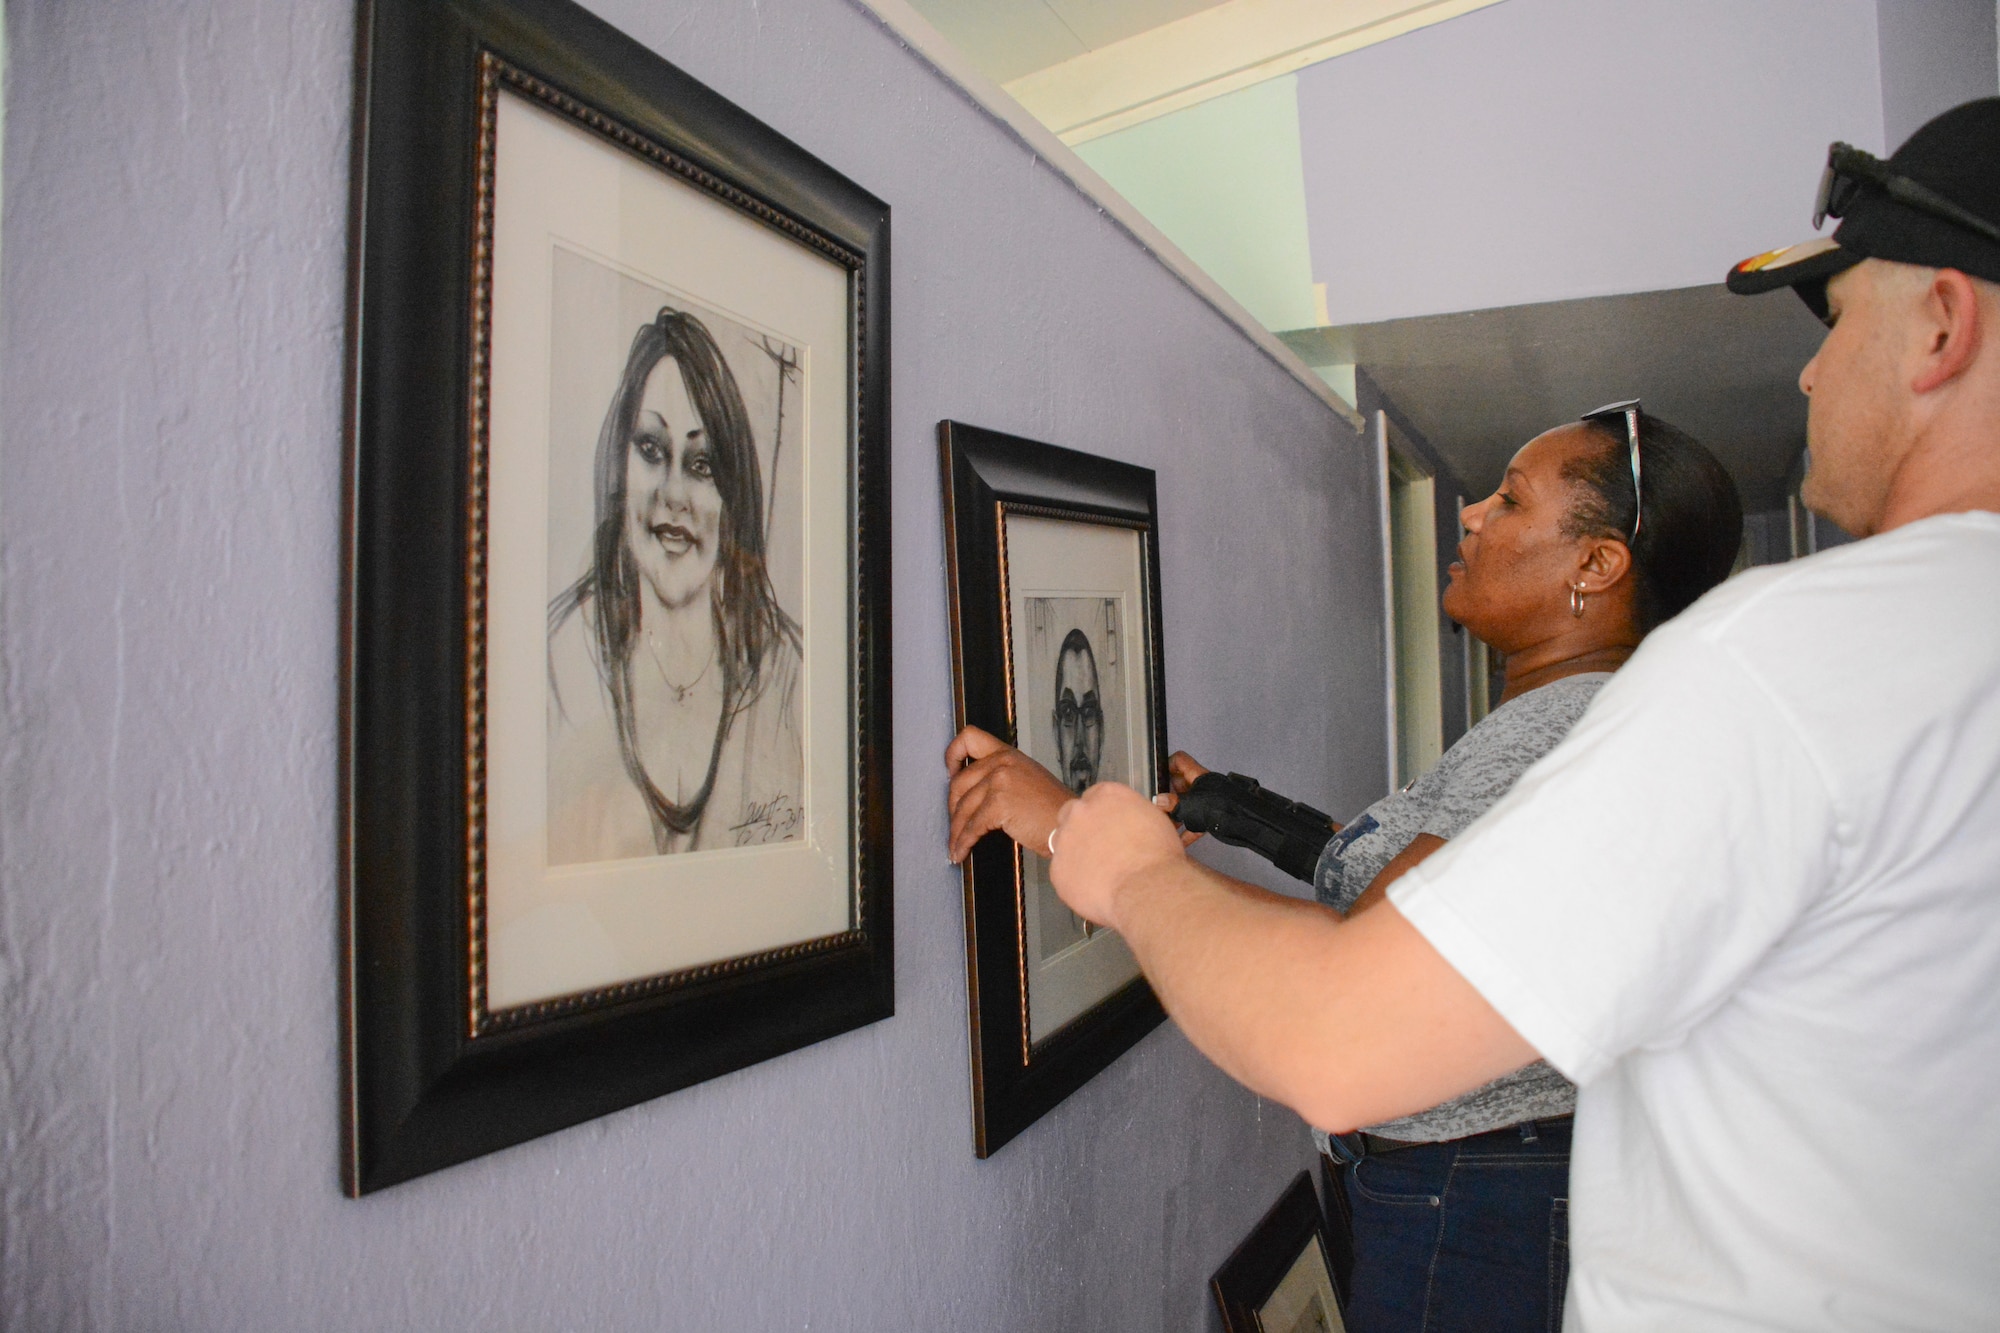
[[1577, 537, 1634, 594], [1911, 268, 1984, 395]]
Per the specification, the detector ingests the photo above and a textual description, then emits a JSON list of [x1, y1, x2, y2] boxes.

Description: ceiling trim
[[850, 0, 1366, 432], [1005, 0, 1508, 145]]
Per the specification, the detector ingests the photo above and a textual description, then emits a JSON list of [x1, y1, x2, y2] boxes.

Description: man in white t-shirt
[[1042, 99, 2000, 1329]]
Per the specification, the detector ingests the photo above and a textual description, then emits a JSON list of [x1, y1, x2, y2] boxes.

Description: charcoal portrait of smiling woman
[[545, 260, 807, 865]]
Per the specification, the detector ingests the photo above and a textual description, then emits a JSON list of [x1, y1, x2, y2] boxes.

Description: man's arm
[[1049, 784, 1535, 1131]]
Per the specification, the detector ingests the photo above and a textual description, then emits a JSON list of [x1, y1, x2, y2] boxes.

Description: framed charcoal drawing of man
[[341, 0, 890, 1194], [939, 421, 1169, 1156], [1021, 598, 1118, 959], [1010, 549, 1147, 1044]]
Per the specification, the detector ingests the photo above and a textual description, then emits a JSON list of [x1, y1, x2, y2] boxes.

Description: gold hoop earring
[[1570, 583, 1587, 618]]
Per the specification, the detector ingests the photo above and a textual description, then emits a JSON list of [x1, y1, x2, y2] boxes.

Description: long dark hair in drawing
[[550, 306, 799, 842]]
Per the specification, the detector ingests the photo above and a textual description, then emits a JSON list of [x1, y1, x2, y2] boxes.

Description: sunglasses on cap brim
[[1815, 142, 2000, 245]]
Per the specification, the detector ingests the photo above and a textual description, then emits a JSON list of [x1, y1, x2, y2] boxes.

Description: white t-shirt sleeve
[[1388, 628, 1843, 1084]]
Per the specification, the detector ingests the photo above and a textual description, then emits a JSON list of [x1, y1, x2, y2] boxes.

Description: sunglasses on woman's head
[[1814, 142, 2000, 244], [1580, 399, 1643, 544]]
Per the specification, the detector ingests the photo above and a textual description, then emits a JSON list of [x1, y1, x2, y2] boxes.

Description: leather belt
[[1325, 1114, 1572, 1164], [1361, 1131, 1425, 1155]]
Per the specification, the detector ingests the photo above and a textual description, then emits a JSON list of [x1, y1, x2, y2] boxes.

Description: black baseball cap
[[1728, 97, 2000, 321]]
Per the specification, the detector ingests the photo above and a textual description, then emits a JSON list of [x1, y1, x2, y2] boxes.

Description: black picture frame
[[939, 420, 1169, 1156], [341, 0, 892, 1194], [1211, 1172, 1346, 1333]]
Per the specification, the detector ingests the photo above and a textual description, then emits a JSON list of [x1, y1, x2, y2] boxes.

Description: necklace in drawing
[[646, 632, 715, 703]]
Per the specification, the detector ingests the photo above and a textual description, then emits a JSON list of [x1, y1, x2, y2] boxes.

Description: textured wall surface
[[0, 0, 1384, 1327], [1300, 0, 1886, 325]]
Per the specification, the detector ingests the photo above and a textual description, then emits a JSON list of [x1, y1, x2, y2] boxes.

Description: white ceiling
[[906, 0, 1228, 84], [906, 0, 1502, 141]]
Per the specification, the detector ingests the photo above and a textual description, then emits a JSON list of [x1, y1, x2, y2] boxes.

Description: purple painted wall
[[1299, 0, 1886, 324], [0, 0, 1387, 1327], [1876, 0, 1999, 147]]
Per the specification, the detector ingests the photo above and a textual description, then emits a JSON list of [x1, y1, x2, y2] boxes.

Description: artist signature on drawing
[[731, 794, 802, 846]]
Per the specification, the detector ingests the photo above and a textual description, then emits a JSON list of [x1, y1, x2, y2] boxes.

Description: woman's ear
[[1576, 537, 1634, 594]]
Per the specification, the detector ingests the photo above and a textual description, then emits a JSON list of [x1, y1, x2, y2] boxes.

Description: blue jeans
[[1333, 1118, 1571, 1333]]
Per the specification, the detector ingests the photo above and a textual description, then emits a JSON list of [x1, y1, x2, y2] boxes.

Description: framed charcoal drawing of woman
[[341, 0, 890, 1194]]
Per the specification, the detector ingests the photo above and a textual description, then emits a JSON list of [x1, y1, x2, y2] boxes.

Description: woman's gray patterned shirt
[[1313, 673, 1611, 1142]]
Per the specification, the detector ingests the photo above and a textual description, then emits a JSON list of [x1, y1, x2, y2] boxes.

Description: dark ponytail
[[1564, 413, 1743, 633]]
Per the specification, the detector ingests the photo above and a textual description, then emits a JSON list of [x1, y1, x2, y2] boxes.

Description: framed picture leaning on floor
[[341, 0, 891, 1194], [1212, 1172, 1346, 1333]]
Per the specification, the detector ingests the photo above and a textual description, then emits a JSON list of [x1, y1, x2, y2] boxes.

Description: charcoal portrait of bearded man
[[1020, 597, 1129, 957], [1051, 626, 1106, 796]]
